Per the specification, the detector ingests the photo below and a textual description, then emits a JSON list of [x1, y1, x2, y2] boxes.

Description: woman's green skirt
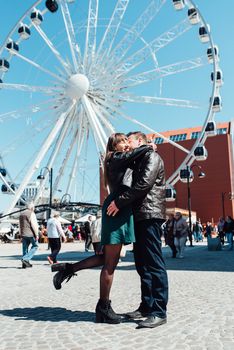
[[101, 192, 135, 245]]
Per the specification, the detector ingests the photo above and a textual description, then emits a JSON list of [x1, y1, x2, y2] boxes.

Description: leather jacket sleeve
[[114, 150, 162, 208], [109, 145, 150, 169], [107, 146, 151, 192]]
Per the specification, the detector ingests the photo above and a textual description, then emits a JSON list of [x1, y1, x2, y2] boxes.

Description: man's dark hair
[[127, 131, 147, 144]]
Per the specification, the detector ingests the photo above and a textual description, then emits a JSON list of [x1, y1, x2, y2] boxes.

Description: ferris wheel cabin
[[6, 40, 19, 55], [18, 24, 31, 40], [1, 183, 15, 193], [0, 168, 7, 177], [45, 0, 59, 13], [30, 9, 43, 25], [165, 186, 176, 202], [194, 145, 208, 161], [205, 121, 217, 136], [207, 46, 219, 64], [0, 59, 10, 72], [180, 168, 194, 183], [199, 25, 210, 43], [211, 70, 223, 87], [188, 8, 200, 25], [172, 0, 185, 10], [212, 95, 222, 113]]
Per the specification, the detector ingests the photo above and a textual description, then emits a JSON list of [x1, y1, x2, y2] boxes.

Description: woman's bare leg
[[99, 244, 122, 300]]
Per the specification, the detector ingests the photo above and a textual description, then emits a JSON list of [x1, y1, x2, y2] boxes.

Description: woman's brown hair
[[103, 133, 127, 188]]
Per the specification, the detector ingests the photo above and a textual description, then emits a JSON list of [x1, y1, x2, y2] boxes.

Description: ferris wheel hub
[[65, 74, 90, 100]]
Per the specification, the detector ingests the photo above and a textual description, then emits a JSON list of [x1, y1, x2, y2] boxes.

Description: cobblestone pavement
[[0, 240, 234, 350]]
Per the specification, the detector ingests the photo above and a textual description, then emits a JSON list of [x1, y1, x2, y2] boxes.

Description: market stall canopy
[[75, 214, 96, 223]]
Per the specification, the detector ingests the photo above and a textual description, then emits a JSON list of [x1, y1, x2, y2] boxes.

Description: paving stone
[[0, 241, 234, 349]]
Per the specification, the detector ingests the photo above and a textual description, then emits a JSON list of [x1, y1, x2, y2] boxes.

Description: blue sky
[[0, 0, 233, 211]]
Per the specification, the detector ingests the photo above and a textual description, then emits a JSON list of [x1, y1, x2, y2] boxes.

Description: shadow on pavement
[[117, 245, 234, 272], [2, 245, 234, 272], [0, 306, 95, 323]]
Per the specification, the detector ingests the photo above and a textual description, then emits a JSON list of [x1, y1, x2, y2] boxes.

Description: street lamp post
[[37, 167, 53, 218], [181, 165, 205, 247], [221, 192, 226, 218], [186, 166, 193, 246]]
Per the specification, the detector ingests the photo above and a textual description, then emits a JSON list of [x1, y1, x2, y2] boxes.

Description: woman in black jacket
[[51, 133, 150, 324]]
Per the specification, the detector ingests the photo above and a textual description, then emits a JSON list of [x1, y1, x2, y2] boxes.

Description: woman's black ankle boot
[[51, 262, 73, 272], [53, 263, 75, 290], [95, 299, 121, 324]]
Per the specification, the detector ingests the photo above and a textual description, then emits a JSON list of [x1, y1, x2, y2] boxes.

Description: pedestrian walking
[[223, 215, 234, 250], [90, 210, 102, 255], [205, 221, 213, 238], [47, 211, 66, 264], [173, 212, 189, 259], [84, 216, 93, 252], [107, 131, 168, 329], [217, 217, 225, 245], [193, 220, 203, 242], [19, 203, 39, 268], [51, 133, 150, 324], [165, 213, 177, 258]]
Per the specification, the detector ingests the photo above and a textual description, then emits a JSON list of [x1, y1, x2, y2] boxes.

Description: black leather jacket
[[106, 146, 150, 193], [114, 148, 166, 222]]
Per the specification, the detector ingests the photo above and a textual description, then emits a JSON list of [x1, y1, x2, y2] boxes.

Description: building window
[[217, 128, 227, 135], [154, 137, 164, 144], [191, 131, 201, 139], [170, 133, 187, 142]]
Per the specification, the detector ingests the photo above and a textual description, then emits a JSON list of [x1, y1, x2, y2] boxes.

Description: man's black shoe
[[125, 308, 149, 319], [137, 315, 167, 328], [21, 259, 32, 268]]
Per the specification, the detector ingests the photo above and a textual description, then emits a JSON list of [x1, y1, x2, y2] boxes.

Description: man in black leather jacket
[[107, 131, 168, 328]]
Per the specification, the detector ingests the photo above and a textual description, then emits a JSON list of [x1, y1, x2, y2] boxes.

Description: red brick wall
[[157, 134, 234, 224]]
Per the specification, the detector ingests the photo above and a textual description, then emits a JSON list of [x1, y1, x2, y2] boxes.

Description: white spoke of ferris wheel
[[3, 101, 76, 216], [93, 95, 190, 155], [0, 155, 13, 183], [60, 0, 82, 73], [117, 56, 207, 89], [91, 127, 106, 191], [107, 0, 166, 65], [116, 18, 192, 74], [120, 94, 200, 109], [52, 124, 81, 195], [66, 113, 86, 195], [32, 23, 71, 75], [1, 83, 62, 95], [34, 105, 77, 203], [0, 97, 61, 122], [95, 0, 129, 61], [82, 95, 108, 153], [12, 51, 66, 84], [90, 101, 115, 134], [83, 0, 99, 71]]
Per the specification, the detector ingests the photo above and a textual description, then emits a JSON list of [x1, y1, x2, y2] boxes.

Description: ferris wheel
[[0, 0, 222, 215]]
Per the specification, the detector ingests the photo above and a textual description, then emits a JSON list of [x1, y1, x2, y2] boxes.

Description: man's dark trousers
[[134, 218, 168, 318], [48, 238, 61, 263]]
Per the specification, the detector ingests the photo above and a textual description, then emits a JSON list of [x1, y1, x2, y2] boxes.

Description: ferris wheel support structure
[[0, 0, 222, 214]]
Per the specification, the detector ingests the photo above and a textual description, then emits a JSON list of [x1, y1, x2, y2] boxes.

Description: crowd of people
[[17, 130, 234, 330], [19, 207, 103, 268], [163, 214, 234, 258]]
